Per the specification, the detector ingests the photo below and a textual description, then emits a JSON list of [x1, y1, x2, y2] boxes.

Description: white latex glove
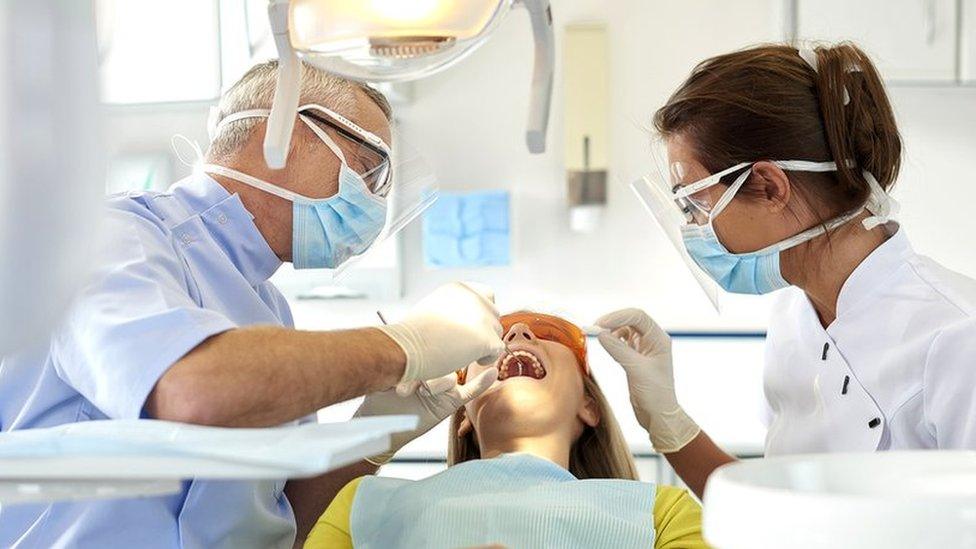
[[354, 367, 498, 465], [595, 308, 700, 453], [378, 282, 505, 386]]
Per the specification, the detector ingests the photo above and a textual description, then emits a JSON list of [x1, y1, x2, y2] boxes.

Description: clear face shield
[[629, 137, 723, 309], [298, 108, 438, 276], [293, 106, 439, 275], [631, 135, 900, 305], [335, 130, 438, 276]]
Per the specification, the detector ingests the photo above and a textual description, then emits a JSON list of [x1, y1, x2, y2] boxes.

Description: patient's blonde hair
[[448, 375, 640, 481]]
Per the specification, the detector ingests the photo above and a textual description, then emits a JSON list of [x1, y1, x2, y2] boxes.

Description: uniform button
[[821, 342, 830, 361], [868, 417, 881, 429], [179, 233, 192, 245], [217, 213, 228, 224], [841, 375, 850, 395]]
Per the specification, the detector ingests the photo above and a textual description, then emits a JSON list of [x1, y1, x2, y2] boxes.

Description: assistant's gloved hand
[[595, 308, 700, 453], [354, 367, 498, 465], [378, 282, 505, 386]]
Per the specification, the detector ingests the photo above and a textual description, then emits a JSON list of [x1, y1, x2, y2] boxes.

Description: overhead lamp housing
[[263, 0, 553, 169]]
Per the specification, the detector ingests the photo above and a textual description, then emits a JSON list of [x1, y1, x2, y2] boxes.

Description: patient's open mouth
[[498, 350, 546, 380]]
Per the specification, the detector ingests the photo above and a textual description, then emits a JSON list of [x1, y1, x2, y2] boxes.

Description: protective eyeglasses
[[669, 161, 751, 225], [500, 312, 589, 376], [300, 109, 393, 197], [209, 103, 394, 197]]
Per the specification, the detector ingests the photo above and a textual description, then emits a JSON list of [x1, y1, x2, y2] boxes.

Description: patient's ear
[[577, 395, 601, 428], [457, 413, 474, 437]]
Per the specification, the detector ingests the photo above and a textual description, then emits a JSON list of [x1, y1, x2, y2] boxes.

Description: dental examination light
[[263, 0, 554, 169]]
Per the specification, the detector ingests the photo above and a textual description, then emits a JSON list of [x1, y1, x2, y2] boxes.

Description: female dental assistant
[[597, 42, 976, 499]]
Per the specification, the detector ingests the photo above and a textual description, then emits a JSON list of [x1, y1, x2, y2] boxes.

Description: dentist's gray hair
[[206, 59, 392, 161]]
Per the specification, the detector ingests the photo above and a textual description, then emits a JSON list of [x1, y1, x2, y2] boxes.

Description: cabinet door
[[796, 0, 958, 83], [963, 0, 976, 82]]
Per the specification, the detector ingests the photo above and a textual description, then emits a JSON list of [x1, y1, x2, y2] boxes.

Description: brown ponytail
[[654, 42, 902, 219]]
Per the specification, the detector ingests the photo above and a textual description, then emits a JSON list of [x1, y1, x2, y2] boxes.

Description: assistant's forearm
[[662, 431, 736, 500], [286, 460, 378, 547], [147, 326, 405, 427]]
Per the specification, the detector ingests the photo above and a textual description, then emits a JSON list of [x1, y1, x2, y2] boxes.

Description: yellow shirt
[[305, 476, 709, 548]]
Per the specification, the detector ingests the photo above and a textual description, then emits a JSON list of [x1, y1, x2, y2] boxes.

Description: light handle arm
[[521, 0, 554, 154], [264, 0, 300, 169]]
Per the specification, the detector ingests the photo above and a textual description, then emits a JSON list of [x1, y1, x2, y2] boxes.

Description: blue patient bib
[[350, 453, 656, 549]]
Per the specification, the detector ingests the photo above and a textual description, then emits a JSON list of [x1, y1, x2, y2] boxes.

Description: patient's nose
[[504, 322, 537, 343]]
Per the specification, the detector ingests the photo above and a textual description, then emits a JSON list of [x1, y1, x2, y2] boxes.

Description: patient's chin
[[473, 388, 562, 437]]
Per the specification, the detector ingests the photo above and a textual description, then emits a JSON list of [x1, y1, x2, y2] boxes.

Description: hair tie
[[798, 48, 819, 73], [797, 47, 850, 106]]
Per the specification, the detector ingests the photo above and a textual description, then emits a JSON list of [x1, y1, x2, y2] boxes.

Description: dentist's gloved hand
[[596, 308, 700, 453], [354, 367, 498, 465], [378, 282, 505, 386]]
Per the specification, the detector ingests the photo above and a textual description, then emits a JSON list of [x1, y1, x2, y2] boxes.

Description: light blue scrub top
[[0, 173, 302, 548]]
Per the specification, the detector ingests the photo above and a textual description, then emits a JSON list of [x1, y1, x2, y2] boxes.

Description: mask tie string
[[861, 170, 900, 230], [171, 134, 206, 173]]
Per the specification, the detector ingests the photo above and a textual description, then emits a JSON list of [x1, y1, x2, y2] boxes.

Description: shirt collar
[[835, 222, 913, 318], [169, 172, 282, 285]]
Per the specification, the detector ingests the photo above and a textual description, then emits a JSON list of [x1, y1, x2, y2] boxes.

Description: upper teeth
[[500, 350, 544, 377]]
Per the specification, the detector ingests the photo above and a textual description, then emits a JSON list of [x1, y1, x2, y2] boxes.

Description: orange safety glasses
[[457, 311, 589, 384]]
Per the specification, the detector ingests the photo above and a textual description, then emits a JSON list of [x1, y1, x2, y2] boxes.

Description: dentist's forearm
[[662, 431, 737, 500], [146, 326, 405, 427]]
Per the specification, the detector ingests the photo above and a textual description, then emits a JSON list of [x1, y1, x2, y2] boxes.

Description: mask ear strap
[[201, 163, 313, 203], [298, 114, 348, 164], [171, 134, 205, 169]]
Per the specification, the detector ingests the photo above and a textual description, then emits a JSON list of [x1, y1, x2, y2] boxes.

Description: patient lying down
[[306, 312, 708, 549]]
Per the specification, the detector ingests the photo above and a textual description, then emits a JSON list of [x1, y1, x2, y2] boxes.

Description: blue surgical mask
[[680, 223, 792, 295], [290, 164, 387, 269], [203, 161, 387, 270], [679, 162, 890, 295]]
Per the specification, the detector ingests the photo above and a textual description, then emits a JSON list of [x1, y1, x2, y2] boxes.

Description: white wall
[[102, 103, 209, 183], [888, 86, 976, 275]]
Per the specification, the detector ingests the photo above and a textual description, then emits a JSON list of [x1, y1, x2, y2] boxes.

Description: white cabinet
[[795, 0, 958, 83], [963, 0, 976, 82]]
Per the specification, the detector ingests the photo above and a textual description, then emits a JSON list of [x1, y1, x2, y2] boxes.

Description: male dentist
[[0, 60, 504, 548]]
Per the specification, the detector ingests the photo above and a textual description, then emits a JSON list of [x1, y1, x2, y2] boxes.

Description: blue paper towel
[[423, 191, 510, 267]]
